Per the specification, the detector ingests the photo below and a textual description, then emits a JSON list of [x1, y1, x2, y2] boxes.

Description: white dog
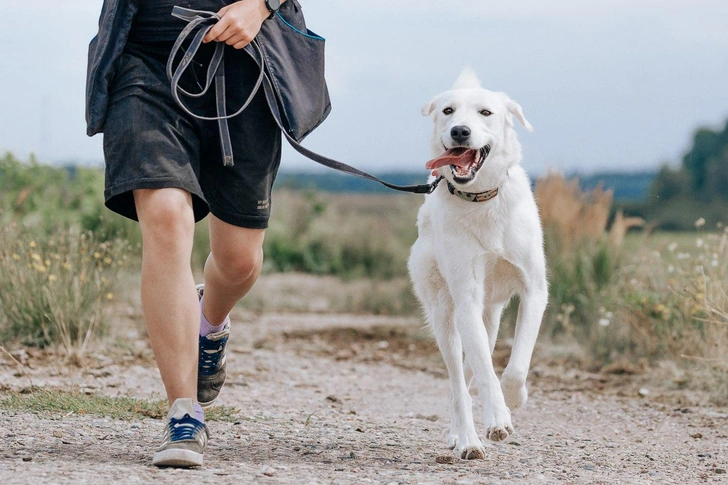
[[407, 68, 547, 460]]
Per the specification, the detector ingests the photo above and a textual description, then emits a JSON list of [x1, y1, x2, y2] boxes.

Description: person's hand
[[203, 0, 270, 49]]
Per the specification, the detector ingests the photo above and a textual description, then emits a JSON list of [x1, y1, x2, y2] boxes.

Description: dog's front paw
[[501, 371, 528, 411], [458, 443, 486, 460], [447, 431, 485, 459], [484, 404, 514, 442]]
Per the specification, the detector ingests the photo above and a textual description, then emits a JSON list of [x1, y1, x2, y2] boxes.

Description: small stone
[[638, 388, 650, 397], [22, 456, 32, 462], [261, 466, 275, 477], [715, 469, 727, 475], [436, 455, 455, 464], [326, 395, 339, 403], [690, 432, 703, 439], [52, 430, 63, 438]]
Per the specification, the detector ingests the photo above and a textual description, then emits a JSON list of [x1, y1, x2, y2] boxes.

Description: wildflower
[[31, 253, 42, 262], [695, 217, 706, 229], [12, 253, 20, 260], [104, 257, 112, 265], [94, 252, 101, 259], [29, 241, 36, 248], [598, 318, 610, 327], [44, 259, 51, 266], [696, 238, 704, 248], [34, 263, 46, 273], [712, 260, 719, 267], [667, 264, 674, 273], [48, 274, 57, 282], [667, 242, 678, 252], [653, 304, 669, 319], [106, 293, 114, 300]]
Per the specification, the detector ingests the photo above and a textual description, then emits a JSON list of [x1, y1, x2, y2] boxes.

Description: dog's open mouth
[[425, 146, 490, 183]]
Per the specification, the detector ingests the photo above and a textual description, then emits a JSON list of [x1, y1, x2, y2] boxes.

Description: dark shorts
[[102, 41, 281, 229]]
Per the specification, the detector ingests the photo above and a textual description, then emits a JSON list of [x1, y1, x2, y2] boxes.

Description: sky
[[1, 0, 727, 176]]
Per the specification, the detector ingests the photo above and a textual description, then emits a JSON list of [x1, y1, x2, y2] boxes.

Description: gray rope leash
[[167, 7, 264, 166], [168, 6, 440, 194]]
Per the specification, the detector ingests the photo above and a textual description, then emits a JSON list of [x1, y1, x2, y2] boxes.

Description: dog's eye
[[480, 109, 492, 116], [442, 107, 454, 115]]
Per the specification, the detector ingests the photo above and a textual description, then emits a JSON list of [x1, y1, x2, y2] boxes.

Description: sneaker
[[196, 284, 230, 409], [152, 398, 209, 467]]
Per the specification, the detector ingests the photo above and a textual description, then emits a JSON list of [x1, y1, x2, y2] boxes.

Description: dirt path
[[1, 310, 727, 484]]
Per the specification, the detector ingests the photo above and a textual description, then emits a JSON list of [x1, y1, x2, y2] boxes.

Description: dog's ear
[[421, 96, 439, 117], [498, 93, 534, 132]]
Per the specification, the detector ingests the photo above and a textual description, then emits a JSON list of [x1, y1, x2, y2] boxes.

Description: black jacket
[[85, 0, 137, 136], [85, 0, 328, 141]]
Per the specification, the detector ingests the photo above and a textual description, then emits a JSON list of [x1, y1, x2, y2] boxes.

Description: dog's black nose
[[450, 125, 471, 144]]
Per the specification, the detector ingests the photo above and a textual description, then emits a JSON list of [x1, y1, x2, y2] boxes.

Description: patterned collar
[[446, 180, 499, 203]]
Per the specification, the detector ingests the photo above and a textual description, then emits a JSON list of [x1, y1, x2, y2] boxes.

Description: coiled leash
[[167, 7, 441, 195]]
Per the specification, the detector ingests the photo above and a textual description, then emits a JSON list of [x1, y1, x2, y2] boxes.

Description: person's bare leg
[[202, 214, 265, 324], [134, 188, 199, 405]]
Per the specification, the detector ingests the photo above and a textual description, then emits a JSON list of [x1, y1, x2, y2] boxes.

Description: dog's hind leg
[[501, 283, 547, 411], [483, 301, 505, 355]]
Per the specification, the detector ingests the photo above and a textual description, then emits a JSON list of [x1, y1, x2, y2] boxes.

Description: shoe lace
[[169, 414, 205, 441], [198, 334, 229, 376]]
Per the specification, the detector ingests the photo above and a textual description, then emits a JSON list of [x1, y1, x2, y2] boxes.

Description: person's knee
[[134, 189, 195, 251], [213, 244, 263, 285]]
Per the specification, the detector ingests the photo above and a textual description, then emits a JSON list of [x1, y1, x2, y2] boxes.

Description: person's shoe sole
[[152, 448, 203, 467]]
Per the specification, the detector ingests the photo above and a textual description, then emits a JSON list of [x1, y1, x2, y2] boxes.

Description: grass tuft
[[0, 389, 241, 421]]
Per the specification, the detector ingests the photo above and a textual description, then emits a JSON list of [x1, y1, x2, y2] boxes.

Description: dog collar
[[446, 180, 499, 203]]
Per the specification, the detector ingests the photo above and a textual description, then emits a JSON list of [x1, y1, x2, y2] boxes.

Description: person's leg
[[201, 214, 265, 324], [134, 187, 199, 405]]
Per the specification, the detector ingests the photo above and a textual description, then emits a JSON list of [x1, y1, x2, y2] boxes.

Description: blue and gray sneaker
[[196, 284, 230, 409], [152, 398, 209, 467]]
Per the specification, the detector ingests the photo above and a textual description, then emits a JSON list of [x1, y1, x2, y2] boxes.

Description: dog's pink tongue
[[425, 148, 478, 170]]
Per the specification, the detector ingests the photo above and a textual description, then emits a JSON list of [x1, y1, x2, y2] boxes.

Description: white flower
[[667, 242, 678, 252], [599, 318, 610, 327], [667, 264, 675, 273], [696, 238, 704, 248], [695, 217, 706, 229]]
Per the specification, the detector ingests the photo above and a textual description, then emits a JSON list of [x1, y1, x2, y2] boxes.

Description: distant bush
[[264, 190, 420, 279], [631, 120, 728, 230]]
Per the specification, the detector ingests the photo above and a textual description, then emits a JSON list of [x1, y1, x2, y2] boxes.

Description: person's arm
[[203, 0, 287, 49]]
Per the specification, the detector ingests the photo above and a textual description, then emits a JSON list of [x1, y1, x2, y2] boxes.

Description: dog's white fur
[[408, 68, 547, 460]]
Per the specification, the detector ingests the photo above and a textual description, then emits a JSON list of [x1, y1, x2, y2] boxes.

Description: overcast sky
[[1, 0, 727, 176]]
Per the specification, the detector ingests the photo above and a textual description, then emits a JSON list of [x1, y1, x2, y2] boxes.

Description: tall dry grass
[[535, 172, 643, 338], [0, 224, 129, 358], [535, 172, 728, 403]]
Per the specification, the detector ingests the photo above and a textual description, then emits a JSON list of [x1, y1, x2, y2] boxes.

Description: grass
[[0, 225, 130, 356], [0, 389, 241, 422]]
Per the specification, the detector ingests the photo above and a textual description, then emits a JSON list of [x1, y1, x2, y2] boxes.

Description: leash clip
[[426, 176, 443, 194]]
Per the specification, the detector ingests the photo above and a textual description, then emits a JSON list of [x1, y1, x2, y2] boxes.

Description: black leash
[[168, 7, 440, 195]]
